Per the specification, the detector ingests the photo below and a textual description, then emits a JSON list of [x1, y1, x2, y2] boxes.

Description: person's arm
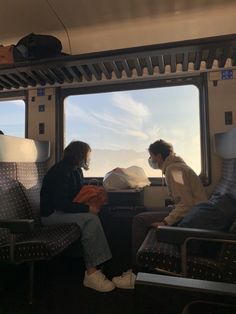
[[163, 169, 195, 225], [52, 170, 89, 213]]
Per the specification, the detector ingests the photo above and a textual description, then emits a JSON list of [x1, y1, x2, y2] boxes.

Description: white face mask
[[148, 157, 159, 169], [86, 158, 91, 168], [78, 158, 90, 170]]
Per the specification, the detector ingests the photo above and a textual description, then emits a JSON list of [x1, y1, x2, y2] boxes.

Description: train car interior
[[0, 1, 236, 313]]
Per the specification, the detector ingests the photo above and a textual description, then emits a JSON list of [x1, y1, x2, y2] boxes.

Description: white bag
[[103, 166, 151, 190]]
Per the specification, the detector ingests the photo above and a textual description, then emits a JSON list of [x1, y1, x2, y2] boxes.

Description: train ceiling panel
[[0, 34, 235, 91], [1, 1, 236, 55]]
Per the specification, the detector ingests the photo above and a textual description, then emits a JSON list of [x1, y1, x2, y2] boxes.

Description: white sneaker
[[83, 270, 115, 292], [112, 269, 136, 289]]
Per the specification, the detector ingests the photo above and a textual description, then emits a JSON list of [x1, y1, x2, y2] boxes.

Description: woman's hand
[[89, 206, 101, 215]]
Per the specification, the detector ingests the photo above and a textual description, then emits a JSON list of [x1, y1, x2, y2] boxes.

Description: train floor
[[0, 257, 136, 314], [1, 257, 234, 314]]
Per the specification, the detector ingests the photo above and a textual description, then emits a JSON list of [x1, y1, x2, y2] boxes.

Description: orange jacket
[[73, 185, 108, 209]]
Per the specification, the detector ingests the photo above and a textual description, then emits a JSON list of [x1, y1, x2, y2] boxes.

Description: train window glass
[[64, 85, 200, 177], [0, 99, 25, 137]]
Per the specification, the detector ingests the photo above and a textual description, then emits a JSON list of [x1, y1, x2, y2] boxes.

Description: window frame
[[59, 73, 210, 185], [0, 90, 28, 138]]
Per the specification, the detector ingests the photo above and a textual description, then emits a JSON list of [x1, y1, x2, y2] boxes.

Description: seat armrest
[[135, 273, 236, 313], [0, 219, 35, 233], [156, 226, 236, 245], [136, 272, 236, 297]]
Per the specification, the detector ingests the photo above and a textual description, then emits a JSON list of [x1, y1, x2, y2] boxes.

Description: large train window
[[64, 84, 201, 178], [0, 99, 25, 137]]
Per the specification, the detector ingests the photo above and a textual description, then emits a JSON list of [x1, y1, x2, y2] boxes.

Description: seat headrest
[[214, 128, 236, 159], [0, 135, 50, 162]]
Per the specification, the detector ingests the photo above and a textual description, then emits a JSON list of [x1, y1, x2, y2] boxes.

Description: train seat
[[136, 129, 236, 283], [0, 135, 81, 303]]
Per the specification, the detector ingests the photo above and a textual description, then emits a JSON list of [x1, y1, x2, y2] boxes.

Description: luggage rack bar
[[0, 34, 236, 91]]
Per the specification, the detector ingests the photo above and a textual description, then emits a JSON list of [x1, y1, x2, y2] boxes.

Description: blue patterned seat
[[0, 138, 81, 303], [136, 158, 236, 283], [0, 164, 81, 262]]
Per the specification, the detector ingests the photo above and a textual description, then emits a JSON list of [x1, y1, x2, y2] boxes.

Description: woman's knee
[[81, 215, 105, 241]]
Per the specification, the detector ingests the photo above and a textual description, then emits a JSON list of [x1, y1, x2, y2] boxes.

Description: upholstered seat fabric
[[16, 162, 47, 219], [0, 179, 32, 245], [136, 158, 236, 283], [137, 229, 224, 281], [0, 161, 81, 265], [0, 223, 80, 263]]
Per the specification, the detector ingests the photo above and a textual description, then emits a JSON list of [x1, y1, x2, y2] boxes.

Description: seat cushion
[[0, 223, 81, 263], [136, 229, 223, 281]]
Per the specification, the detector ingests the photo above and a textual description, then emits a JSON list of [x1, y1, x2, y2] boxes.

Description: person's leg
[[43, 211, 112, 267], [42, 212, 114, 292], [112, 208, 171, 289], [79, 213, 112, 268], [132, 208, 171, 265]]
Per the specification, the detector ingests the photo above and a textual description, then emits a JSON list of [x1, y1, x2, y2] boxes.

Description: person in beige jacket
[[112, 139, 207, 289], [152, 144, 207, 226]]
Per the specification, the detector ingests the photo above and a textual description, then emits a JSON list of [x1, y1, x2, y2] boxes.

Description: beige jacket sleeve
[[163, 166, 206, 225]]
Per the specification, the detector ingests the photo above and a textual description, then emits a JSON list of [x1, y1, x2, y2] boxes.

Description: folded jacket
[[73, 185, 108, 209]]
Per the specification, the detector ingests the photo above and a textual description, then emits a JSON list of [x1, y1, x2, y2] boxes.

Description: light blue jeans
[[42, 211, 112, 268]]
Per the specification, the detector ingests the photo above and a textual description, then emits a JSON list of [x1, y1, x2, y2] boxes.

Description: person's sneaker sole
[[112, 280, 135, 289], [83, 280, 116, 292]]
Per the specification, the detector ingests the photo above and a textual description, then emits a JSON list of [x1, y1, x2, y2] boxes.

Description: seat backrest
[[16, 162, 48, 218], [211, 128, 236, 202], [0, 179, 32, 245], [209, 159, 236, 204], [0, 136, 50, 240], [218, 218, 236, 283], [211, 130, 236, 282]]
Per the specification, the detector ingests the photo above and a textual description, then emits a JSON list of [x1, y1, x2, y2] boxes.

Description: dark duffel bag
[[107, 188, 144, 207], [14, 33, 63, 61], [100, 205, 146, 275]]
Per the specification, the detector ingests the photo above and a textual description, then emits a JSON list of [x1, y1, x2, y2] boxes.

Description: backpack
[[14, 33, 63, 61]]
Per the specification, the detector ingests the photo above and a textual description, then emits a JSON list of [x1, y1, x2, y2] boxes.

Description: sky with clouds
[[0, 85, 201, 178], [64, 84, 201, 177], [0, 100, 25, 137]]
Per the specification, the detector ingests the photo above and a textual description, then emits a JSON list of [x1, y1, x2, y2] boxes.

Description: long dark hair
[[63, 141, 91, 168]]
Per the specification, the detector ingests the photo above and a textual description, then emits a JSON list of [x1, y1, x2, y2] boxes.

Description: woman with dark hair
[[40, 141, 115, 292]]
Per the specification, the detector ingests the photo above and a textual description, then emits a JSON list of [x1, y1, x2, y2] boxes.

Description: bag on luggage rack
[[14, 33, 63, 61]]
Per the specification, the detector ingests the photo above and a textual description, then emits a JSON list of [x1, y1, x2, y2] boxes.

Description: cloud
[[99, 124, 126, 135], [65, 101, 100, 126], [112, 93, 150, 119], [65, 93, 158, 141], [145, 126, 161, 141], [125, 129, 149, 140], [91, 111, 124, 127]]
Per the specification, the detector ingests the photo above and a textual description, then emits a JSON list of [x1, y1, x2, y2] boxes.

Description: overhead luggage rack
[[0, 34, 235, 91]]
